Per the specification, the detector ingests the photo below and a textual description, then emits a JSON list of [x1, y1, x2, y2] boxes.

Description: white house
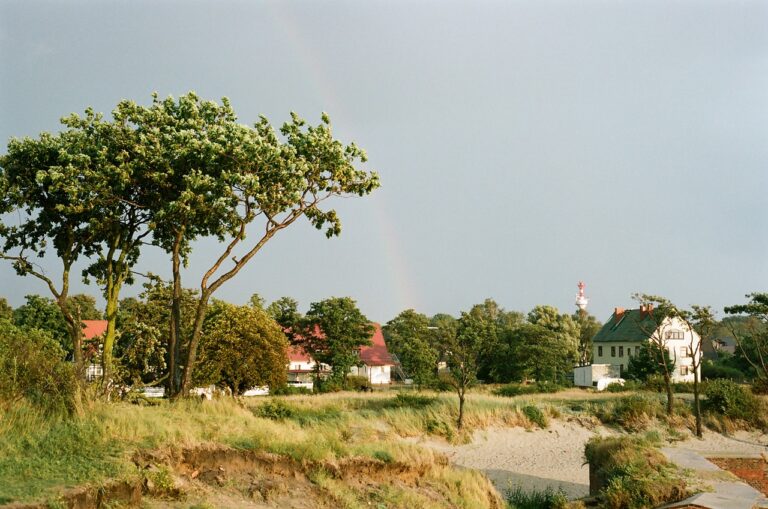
[[590, 304, 701, 382]]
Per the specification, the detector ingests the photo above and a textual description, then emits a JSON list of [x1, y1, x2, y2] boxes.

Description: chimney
[[614, 307, 625, 319]]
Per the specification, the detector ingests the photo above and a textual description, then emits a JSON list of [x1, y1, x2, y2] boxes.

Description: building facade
[[592, 305, 700, 382]]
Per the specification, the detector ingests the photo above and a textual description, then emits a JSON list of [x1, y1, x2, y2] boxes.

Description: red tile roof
[[359, 323, 394, 366], [82, 320, 108, 340], [285, 323, 393, 367]]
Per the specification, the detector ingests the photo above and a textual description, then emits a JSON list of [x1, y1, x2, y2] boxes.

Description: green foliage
[[266, 297, 302, 331], [383, 309, 439, 386], [702, 358, 746, 382], [344, 375, 372, 392], [196, 303, 288, 395], [626, 343, 674, 382], [0, 298, 12, 321], [12, 295, 70, 354], [256, 399, 295, 420], [585, 435, 689, 509], [392, 393, 438, 408], [702, 379, 762, 423], [724, 294, 768, 382], [494, 381, 564, 397], [298, 297, 373, 385], [0, 320, 77, 415], [505, 485, 568, 509], [270, 385, 313, 396], [605, 380, 642, 393], [574, 310, 602, 366], [522, 405, 548, 428]]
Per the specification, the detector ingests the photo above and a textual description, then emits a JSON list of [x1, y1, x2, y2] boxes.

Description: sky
[[1, 0, 767, 323]]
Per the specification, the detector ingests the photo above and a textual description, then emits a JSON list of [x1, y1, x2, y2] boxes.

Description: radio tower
[[575, 281, 589, 314]]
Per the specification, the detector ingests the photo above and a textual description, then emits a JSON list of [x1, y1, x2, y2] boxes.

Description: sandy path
[[666, 429, 768, 457], [412, 420, 612, 499]]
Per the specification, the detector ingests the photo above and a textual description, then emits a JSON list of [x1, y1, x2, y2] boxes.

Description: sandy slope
[[412, 419, 613, 499]]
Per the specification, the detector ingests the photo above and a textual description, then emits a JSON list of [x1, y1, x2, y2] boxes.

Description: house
[[590, 305, 701, 382], [349, 323, 394, 384], [82, 319, 107, 381], [287, 323, 395, 386]]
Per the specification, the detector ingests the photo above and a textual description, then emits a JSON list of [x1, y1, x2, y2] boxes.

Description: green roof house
[[591, 304, 700, 382]]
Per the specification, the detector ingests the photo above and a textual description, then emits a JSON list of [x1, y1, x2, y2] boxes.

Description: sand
[[413, 421, 768, 500], [412, 419, 613, 499]]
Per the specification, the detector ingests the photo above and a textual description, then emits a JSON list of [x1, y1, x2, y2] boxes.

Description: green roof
[[593, 309, 660, 343]]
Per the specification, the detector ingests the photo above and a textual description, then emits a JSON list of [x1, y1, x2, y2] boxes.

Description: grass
[[2, 386, 751, 505], [506, 485, 568, 509], [584, 433, 690, 509]]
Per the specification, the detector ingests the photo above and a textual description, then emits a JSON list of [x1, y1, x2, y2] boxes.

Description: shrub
[[270, 385, 313, 396], [606, 380, 641, 393], [522, 405, 548, 428], [256, 399, 294, 420], [505, 485, 567, 509], [594, 395, 663, 431], [344, 375, 372, 392], [494, 381, 564, 397], [0, 320, 77, 415], [703, 379, 761, 423], [751, 377, 768, 395], [393, 392, 437, 408], [702, 360, 746, 382], [643, 374, 667, 393], [585, 435, 689, 509]]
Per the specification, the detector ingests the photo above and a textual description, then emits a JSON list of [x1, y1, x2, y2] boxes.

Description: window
[[598, 346, 603, 357], [611, 346, 616, 357], [680, 366, 689, 376], [665, 331, 684, 340], [679, 346, 691, 358], [627, 347, 632, 357], [619, 346, 624, 357]]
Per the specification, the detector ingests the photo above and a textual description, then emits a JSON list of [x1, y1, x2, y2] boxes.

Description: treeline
[[383, 299, 602, 388]]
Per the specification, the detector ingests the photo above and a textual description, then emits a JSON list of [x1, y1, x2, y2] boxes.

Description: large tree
[[195, 302, 288, 396], [383, 309, 439, 387], [297, 297, 374, 387], [116, 94, 379, 397]]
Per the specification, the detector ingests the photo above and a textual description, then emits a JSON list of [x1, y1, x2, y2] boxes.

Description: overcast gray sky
[[1, 0, 767, 322]]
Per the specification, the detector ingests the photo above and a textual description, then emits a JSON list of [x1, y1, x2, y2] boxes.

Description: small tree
[[677, 305, 715, 438], [195, 303, 288, 396], [626, 342, 674, 381], [631, 294, 678, 415], [724, 293, 768, 383], [266, 296, 302, 331], [445, 311, 487, 429], [574, 310, 602, 366], [297, 297, 373, 387]]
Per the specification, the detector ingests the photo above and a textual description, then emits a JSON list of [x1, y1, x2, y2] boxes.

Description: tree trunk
[[178, 290, 212, 396], [167, 229, 184, 397], [693, 367, 702, 437], [664, 371, 674, 416], [457, 388, 465, 429], [101, 277, 122, 394]]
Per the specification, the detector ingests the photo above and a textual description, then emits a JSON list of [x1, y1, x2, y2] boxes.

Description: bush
[[0, 320, 77, 415], [643, 374, 667, 393], [270, 385, 313, 396], [702, 360, 746, 382], [703, 379, 761, 423], [594, 395, 663, 431], [393, 392, 437, 408], [522, 405, 548, 428], [344, 375, 372, 392], [494, 381, 564, 397], [606, 380, 642, 393], [506, 485, 567, 509], [255, 399, 294, 420], [585, 435, 689, 509], [751, 377, 768, 395]]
